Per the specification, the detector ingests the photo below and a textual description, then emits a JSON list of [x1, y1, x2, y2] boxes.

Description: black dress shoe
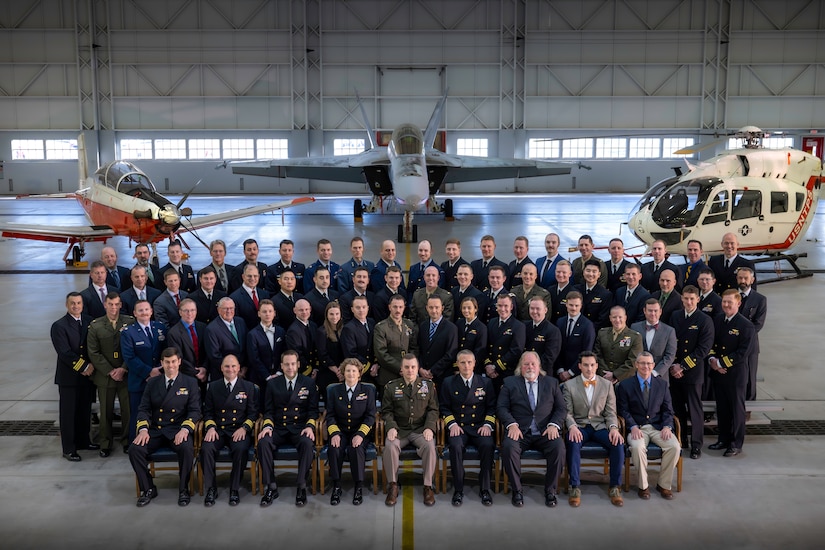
[[122, 444, 130, 454], [690, 447, 701, 459], [330, 486, 342, 506], [545, 493, 558, 508], [724, 447, 742, 457], [260, 487, 279, 507], [91, 413, 100, 425], [62, 452, 82, 462], [229, 490, 240, 506], [352, 486, 363, 506], [511, 490, 524, 507], [99, 449, 111, 458], [136, 486, 157, 507], [84, 443, 101, 451], [451, 491, 464, 507], [480, 489, 493, 507], [178, 489, 191, 506], [295, 488, 307, 507], [708, 441, 729, 450], [204, 487, 217, 507]]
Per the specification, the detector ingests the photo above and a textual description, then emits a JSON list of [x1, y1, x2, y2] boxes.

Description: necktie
[[144, 326, 152, 343], [188, 324, 199, 363], [567, 318, 574, 337], [659, 293, 667, 307], [583, 379, 596, 388], [98, 287, 106, 302], [528, 381, 536, 411], [347, 388, 353, 402], [725, 259, 730, 269], [174, 294, 180, 307], [429, 322, 437, 341], [322, 292, 328, 300], [465, 379, 471, 389], [139, 290, 146, 301], [482, 261, 488, 269], [541, 259, 551, 280], [206, 293, 212, 302], [612, 263, 617, 274], [147, 268, 154, 284], [363, 322, 370, 334], [178, 267, 184, 279], [288, 380, 293, 393], [252, 289, 259, 309], [227, 382, 232, 393], [643, 380, 650, 407], [167, 379, 173, 392], [685, 265, 692, 282], [229, 322, 239, 343], [111, 269, 120, 288], [219, 268, 227, 289], [625, 290, 632, 304]]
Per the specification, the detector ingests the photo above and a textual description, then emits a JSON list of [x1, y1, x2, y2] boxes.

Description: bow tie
[[646, 323, 659, 331], [583, 379, 596, 388]]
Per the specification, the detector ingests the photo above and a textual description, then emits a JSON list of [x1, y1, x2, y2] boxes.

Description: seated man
[[563, 351, 625, 507], [497, 351, 565, 508], [616, 352, 681, 500], [381, 353, 439, 507], [200, 354, 258, 507], [128, 347, 201, 507], [257, 350, 319, 508], [439, 350, 496, 507]]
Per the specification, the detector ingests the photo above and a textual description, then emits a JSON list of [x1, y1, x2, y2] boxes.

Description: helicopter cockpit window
[[731, 189, 762, 221], [770, 192, 788, 214], [703, 190, 729, 225], [650, 180, 713, 228]]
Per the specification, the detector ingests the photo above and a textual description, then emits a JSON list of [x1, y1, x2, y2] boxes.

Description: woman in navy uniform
[[455, 296, 487, 372], [317, 301, 345, 396]]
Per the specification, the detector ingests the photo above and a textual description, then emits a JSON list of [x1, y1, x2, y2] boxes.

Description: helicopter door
[[729, 189, 766, 243], [702, 189, 729, 225]]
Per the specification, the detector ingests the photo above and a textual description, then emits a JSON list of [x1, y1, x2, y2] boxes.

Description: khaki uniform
[[373, 318, 419, 388], [381, 377, 439, 485], [594, 326, 643, 382]]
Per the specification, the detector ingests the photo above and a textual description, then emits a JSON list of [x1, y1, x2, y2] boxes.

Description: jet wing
[[0, 223, 115, 243], [424, 150, 573, 183], [179, 196, 315, 232], [229, 149, 389, 183]]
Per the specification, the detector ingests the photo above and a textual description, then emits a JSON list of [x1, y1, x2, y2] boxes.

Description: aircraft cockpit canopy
[[390, 125, 425, 156], [95, 161, 156, 195]]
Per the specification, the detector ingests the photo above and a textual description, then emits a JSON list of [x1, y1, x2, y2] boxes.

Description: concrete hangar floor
[[0, 193, 823, 549]]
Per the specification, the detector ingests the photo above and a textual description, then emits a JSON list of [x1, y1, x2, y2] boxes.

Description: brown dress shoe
[[655, 485, 674, 500], [568, 487, 581, 507], [385, 482, 399, 506], [609, 486, 624, 507], [423, 485, 435, 506], [637, 487, 651, 500]]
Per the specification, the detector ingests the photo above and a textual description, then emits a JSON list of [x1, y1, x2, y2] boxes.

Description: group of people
[[49, 229, 765, 508]]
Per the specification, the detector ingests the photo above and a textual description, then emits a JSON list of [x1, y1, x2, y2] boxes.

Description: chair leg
[[372, 460, 379, 495], [624, 456, 631, 492], [198, 461, 204, 496], [494, 459, 500, 494], [319, 458, 326, 495], [310, 458, 317, 495], [676, 457, 683, 492], [135, 476, 141, 498]]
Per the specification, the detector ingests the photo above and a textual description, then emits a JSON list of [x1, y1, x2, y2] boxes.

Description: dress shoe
[[637, 487, 651, 500], [136, 486, 157, 507], [690, 447, 701, 459], [656, 485, 674, 500], [704, 412, 715, 422], [178, 489, 191, 507], [451, 491, 463, 507], [385, 482, 398, 506], [204, 486, 217, 507], [122, 444, 130, 454], [568, 486, 581, 507], [423, 485, 436, 506], [352, 486, 363, 506], [260, 487, 279, 507], [708, 441, 729, 451], [62, 452, 82, 462], [480, 489, 493, 507], [511, 490, 524, 507], [609, 486, 624, 507], [330, 486, 342, 506], [724, 447, 742, 457], [545, 492, 558, 508], [91, 413, 100, 425], [295, 487, 307, 507], [99, 449, 111, 458], [84, 443, 101, 451], [229, 490, 240, 506]]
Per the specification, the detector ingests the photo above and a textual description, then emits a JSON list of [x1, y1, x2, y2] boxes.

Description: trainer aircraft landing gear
[[64, 240, 87, 267]]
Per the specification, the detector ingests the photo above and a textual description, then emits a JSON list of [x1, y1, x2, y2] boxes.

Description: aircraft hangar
[[0, 1, 824, 548]]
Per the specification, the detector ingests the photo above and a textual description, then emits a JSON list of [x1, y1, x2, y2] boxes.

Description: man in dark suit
[[121, 299, 165, 441], [451, 264, 487, 323], [51, 292, 97, 461], [337, 266, 375, 324], [498, 351, 566, 507], [708, 290, 755, 457], [651, 268, 682, 323], [200, 354, 257, 507], [524, 296, 562, 375], [204, 297, 247, 382], [82, 260, 119, 320], [440, 350, 496, 507], [577, 259, 614, 330], [270, 270, 303, 330], [534, 232, 564, 290], [555, 292, 596, 381], [679, 239, 707, 289], [265, 239, 306, 293], [708, 232, 756, 294], [246, 299, 286, 407], [371, 266, 406, 322], [165, 298, 207, 386], [614, 263, 651, 323], [737, 267, 767, 401], [227, 238, 268, 293], [668, 286, 715, 458], [370, 240, 406, 294], [120, 265, 161, 315], [483, 292, 526, 390], [228, 263, 270, 329], [258, 350, 320, 507], [190, 266, 227, 325], [617, 352, 681, 500], [547, 260, 576, 322], [153, 269, 189, 328], [470, 234, 510, 291], [441, 238, 469, 290], [630, 299, 677, 385], [100, 246, 132, 292], [203, 239, 234, 293], [132, 243, 163, 289], [417, 295, 458, 386], [305, 266, 340, 326], [605, 238, 631, 293], [158, 240, 197, 293], [325, 358, 377, 506], [285, 299, 318, 378], [304, 238, 341, 293], [408, 239, 446, 292], [340, 296, 377, 387], [640, 240, 680, 292], [129, 347, 201, 507]]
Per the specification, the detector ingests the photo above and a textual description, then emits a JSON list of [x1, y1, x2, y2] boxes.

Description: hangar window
[[528, 138, 559, 158], [155, 139, 187, 159], [596, 138, 626, 158], [561, 138, 593, 159], [222, 139, 254, 159], [334, 138, 365, 156], [257, 139, 289, 159], [120, 139, 153, 160], [629, 138, 660, 158], [10, 139, 44, 160], [46, 139, 78, 160], [663, 138, 695, 158], [457, 138, 488, 157], [189, 139, 220, 159], [728, 136, 794, 149]]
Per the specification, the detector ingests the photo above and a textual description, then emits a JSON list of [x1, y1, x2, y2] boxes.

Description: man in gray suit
[[631, 299, 677, 385]]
